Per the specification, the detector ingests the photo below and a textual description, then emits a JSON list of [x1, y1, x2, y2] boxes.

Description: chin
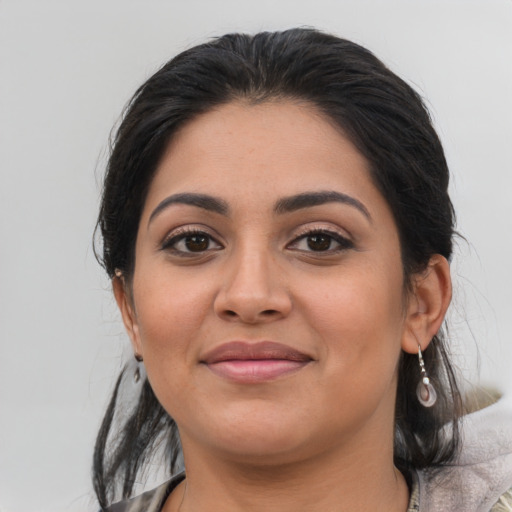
[[182, 405, 316, 464], [213, 433, 311, 467]]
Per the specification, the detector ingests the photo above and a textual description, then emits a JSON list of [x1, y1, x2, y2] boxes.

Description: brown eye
[[162, 229, 223, 256], [185, 234, 210, 252], [288, 229, 354, 254], [307, 234, 332, 251]]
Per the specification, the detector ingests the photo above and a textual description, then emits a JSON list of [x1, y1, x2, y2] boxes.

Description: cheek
[[132, 271, 214, 367], [131, 275, 215, 412], [302, 262, 405, 378]]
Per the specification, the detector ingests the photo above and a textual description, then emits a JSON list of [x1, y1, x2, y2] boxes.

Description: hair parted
[[94, 27, 462, 508]]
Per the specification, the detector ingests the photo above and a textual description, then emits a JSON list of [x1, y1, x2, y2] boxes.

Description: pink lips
[[201, 341, 312, 383]]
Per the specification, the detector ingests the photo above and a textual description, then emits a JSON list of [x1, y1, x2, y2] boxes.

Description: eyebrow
[[148, 190, 371, 226], [148, 193, 229, 225], [274, 191, 371, 221]]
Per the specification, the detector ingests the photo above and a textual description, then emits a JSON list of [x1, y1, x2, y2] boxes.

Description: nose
[[213, 246, 292, 324]]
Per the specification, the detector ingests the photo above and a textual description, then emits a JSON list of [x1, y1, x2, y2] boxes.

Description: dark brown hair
[[93, 28, 462, 508]]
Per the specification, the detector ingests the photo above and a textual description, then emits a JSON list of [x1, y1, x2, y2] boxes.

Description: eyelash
[[160, 227, 354, 257], [287, 228, 354, 254], [161, 227, 223, 256]]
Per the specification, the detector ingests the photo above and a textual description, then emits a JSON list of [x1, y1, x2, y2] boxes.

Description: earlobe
[[401, 255, 452, 354], [112, 275, 143, 357]]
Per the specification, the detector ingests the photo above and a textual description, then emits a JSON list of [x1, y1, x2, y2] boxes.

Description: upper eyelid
[[161, 225, 222, 244], [289, 231, 351, 245], [290, 224, 352, 241]]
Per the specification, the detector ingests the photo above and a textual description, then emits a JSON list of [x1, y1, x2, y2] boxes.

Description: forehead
[[142, 100, 385, 218]]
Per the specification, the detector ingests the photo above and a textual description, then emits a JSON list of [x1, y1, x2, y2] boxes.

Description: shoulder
[[491, 487, 512, 511], [102, 473, 185, 512], [416, 396, 512, 511]]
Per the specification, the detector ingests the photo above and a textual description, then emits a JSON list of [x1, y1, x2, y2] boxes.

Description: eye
[[288, 229, 354, 253], [161, 228, 223, 256]]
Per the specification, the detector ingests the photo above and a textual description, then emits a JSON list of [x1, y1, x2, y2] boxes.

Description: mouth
[[200, 341, 313, 383]]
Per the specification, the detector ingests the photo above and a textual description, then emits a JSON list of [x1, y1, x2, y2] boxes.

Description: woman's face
[[119, 101, 415, 465]]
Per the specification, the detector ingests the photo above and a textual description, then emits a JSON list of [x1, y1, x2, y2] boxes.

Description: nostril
[[221, 308, 280, 321]]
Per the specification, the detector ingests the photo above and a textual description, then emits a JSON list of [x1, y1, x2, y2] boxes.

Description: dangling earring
[[416, 344, 437, 407], [134, 353, 143, 383]]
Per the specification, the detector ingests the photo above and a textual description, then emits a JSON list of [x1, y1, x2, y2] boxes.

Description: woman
[[93, 28, 512, 511]]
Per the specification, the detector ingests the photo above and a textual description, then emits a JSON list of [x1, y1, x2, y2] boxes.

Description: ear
[[401, 254, 452, 354], [112, 275, 143, 358]]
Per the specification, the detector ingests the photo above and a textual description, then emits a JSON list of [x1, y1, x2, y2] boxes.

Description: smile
[[200, 341, 313, 383]]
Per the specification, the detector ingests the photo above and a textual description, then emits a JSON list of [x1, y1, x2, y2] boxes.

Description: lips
[[200, 341, 313, 383]]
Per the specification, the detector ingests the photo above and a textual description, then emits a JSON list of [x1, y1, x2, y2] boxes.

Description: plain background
[[1, 1, 511, 510]]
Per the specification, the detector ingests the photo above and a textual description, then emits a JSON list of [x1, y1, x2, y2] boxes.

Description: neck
[[165, 434, 409, 512]]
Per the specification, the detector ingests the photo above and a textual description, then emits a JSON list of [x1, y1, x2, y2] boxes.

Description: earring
[[416, 344, 437, 407], [134, 353, 143, 383]]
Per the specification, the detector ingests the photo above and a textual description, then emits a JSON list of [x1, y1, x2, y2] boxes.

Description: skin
[[115, 100, 452, 512]]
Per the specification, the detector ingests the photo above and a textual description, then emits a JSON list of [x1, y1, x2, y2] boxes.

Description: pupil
[[307, 234, 331, 251], [185, 235, 209, 252]]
